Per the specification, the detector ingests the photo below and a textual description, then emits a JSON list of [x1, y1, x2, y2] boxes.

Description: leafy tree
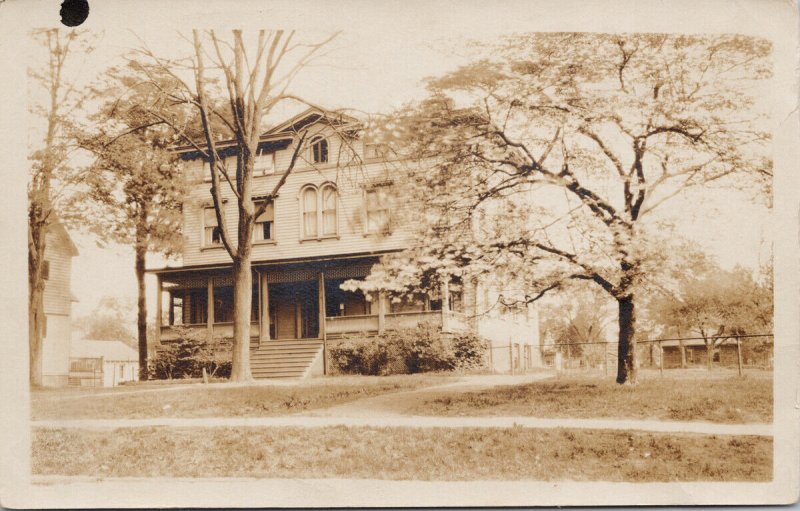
[[28, 29, 95, 386], [69, 64, 185, 380], [134, 30, 339, 381], [73, 296, 137, 348], [650, 262, 773, 369], [541, 289, 614, 367], [356, 33, 771, 384]]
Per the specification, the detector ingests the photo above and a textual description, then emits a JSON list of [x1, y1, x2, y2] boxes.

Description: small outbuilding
[[69, 339, 139, 387]]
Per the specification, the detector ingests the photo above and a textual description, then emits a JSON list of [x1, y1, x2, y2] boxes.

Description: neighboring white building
[[69, 339, 139, 387], [41, 219, 79, 387]]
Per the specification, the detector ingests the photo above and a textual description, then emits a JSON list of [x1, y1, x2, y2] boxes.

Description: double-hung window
[[321, 185, 337, 236], [203, 207, 222, 246], [365, 187, 390, 234], [253, 202, 275, 242], [255, 147, 275, 175], [302, 187, 319, 238]]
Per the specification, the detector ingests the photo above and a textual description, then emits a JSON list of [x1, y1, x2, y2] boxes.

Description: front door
[[274, 297, 297, 339], [269, 281, 319, 340]]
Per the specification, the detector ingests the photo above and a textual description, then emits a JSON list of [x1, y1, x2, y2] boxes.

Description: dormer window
[[311, 136, 328, 164]]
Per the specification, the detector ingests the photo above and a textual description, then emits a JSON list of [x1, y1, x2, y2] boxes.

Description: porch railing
[[160, 321, 260, 341], [161, 311, 468, 341], [325, 314, 380, 335]]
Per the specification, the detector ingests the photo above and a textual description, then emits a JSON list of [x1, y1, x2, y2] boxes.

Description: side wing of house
[[473, 282, 542, 373], [42, 221, 78, 387]]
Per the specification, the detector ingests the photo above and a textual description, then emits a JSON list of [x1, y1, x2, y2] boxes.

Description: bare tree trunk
[[135, 240, 149, 381], [28, 203, 47, 388], [706, 342, 714, 371], [615, 294, 637, 384], [229, 256, 253, 381]]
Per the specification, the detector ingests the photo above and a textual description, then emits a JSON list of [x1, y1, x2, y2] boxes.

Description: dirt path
[[300, 372, 556, 417], [29, 372, 772, 436], [30, 415, 772, 436]]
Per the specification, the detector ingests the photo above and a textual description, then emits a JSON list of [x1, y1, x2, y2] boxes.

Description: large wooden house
[[151, 108, 540, 378], [41, 218, 79, 387]]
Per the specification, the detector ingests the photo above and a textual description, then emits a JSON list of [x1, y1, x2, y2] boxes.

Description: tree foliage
[[74, 296, 137, 348], [540, 289, 614, 365], [355, 33, 772, 383], [650, 262, 773, 341], [28, 29, 96, 386], [70, 64, 185, 253]]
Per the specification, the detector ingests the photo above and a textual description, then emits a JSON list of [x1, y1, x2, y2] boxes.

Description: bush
[[329, 324, 488, 375], [451, 332, 489, 370], [149, 326, 232, 380]]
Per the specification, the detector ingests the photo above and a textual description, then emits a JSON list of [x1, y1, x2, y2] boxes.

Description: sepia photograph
[[2, 0, 798, 507]]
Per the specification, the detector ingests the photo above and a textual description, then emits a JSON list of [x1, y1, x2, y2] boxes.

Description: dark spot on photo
[[60, 0, 89, 27]]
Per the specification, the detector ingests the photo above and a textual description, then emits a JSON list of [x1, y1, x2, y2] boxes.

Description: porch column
[[318, 272, 327, 375], [377, 291, 386, 335], [168, 291, 174, 326], [207, 276, 214, 343], [295, 300, 303, 339], [441, 277, 450, 332], [155, 275, 162, 344], [259, 272, 270, 343]]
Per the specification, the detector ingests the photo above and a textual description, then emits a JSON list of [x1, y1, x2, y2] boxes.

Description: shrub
[[329, 324, 488, 375], [451, 332, 488, 370], [149, 326, 231, 379]]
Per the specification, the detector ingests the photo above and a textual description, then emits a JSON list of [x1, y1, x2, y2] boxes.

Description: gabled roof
[[262, 106, 360, 137], [48, 216, 79, 257], [175, 105, 361, 161]]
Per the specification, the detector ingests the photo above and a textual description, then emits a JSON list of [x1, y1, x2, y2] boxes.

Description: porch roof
[[146, 249, 399, 277]]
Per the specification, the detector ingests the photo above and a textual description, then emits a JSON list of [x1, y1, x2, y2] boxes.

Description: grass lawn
[[31, 374, 452, 420], [32, 426, 771, 481], [410, 375, 772, 424]]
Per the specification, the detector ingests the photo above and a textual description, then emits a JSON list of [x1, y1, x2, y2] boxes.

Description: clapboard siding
[[182, 125, 415, 267], [43, 226, 74, 316]]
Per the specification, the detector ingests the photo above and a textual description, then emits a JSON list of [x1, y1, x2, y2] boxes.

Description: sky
[[27, 20, 772, 325]]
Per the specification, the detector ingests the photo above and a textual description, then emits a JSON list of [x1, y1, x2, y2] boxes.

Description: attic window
[[311, 136, 328, 164]]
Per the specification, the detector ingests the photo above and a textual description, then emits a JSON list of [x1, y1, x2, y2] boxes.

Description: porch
[[154, 258, 469, 377]]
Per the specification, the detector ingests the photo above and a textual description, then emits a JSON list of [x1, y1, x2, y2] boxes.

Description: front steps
[[249, 339, 324, 379]]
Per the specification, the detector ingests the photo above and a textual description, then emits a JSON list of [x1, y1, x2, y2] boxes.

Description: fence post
[[736, 338, 744, 377], [659, 341, 664, 377], [509, 343, 514, 375]]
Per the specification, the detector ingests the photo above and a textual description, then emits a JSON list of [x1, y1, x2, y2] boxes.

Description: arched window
[[302, 186, 318, 238], [320, 184, 338, 236], [300, 183, 338, 239], [311, 136, 328, 164]]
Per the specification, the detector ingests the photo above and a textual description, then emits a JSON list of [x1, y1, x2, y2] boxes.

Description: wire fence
[[489, 333, 774, 376]]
